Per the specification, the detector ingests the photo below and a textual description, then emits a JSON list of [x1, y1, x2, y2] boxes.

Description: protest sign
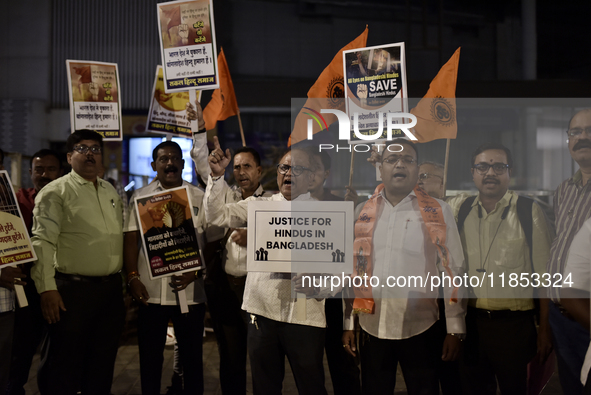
[[0, 171, 37, 268], [247, 201, 354, 274], [157, 0, 219, 93], [135, 186, 202, 280], [147, 65, 202, 137], [66, 60, 123, 141], [343, 42, 409, 144]]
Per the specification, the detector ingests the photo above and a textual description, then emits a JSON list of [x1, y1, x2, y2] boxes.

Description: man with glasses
[[418, 161, 445, 199], [124, 140, 215, 395], [31, 130, 125, 395], [547, 109, 591, 394], [205, 142, 332, 394], [342, 139, 466, 394], [447, 142, 553, 395]]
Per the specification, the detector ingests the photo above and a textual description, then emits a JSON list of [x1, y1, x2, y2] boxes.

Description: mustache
[[483, 177, 499, 184], [574, 139, 591, 151], [165, 166, 178, 173], [85, 157, 96, 164], [39, 178, 53, 184]]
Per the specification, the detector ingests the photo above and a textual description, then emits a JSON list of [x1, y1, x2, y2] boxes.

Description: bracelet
[[449, 333, 466, 341], [211, 175, 223, 181], [127, 274, 140, 287], [127, 271, 139, 280], [195, 126, 207, 134]]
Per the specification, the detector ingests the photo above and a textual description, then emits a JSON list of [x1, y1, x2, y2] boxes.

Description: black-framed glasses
[[157, 155, 183, 164], [382, 155, 416, 165], [419, 173, 443, 181], [276, 163, 311, 176], [73, 145, 102, 155], [566, 127, 591, 138], [472, 163, 510, 175]]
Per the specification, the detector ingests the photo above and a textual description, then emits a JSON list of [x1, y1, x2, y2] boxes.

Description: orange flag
[[410, 47, 460, 143], [203, 48, 239, 130], [289, 27, 369, 146]]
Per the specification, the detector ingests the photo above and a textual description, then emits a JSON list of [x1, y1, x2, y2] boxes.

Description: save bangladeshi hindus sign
[[66, 60, 123, 141], [247, 201, 354, 274], [135, 186, 202, 280], [157, 0, 219, 93], [0, 171, 37, 268], [147, 65, 202, 138], [343, 42, 409, 144]]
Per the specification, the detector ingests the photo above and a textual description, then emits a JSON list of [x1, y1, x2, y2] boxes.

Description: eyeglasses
[[73, 145, 102, 155], [419, 173, 442, 181], [157, 155, 183, 164], [276, 164, 311, 176], [566, 127, 591, 138], [472, 163, 510, 175], [382, 155, 416, 165]]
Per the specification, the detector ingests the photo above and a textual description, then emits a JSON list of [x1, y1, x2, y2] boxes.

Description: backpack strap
[[457, 196, 477, 233], [515, 195, 534, 266]]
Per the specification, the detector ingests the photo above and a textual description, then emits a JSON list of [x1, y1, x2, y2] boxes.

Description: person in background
[[8, 149, 62, 395]]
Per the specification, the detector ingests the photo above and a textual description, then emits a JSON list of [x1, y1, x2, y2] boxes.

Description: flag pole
[[442, 138, 451, 196], [348, 150, 356, 187], [237, 110, 246, 147]]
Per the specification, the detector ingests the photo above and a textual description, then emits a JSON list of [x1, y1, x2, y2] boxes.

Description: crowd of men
[[0, 107, 590, 395]]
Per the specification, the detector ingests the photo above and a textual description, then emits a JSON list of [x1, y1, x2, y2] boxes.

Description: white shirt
[[204, 175, 328, 328], [563, 218, 591, 384], [124, 180, 215, 305], [345, 190, 467, 339]]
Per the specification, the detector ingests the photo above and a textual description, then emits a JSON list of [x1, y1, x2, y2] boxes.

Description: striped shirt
[[547, 170, 591, 301], [0, 272, 14, 313]]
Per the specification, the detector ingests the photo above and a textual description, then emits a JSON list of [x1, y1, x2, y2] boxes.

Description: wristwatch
[[449, 333, 466, 341]]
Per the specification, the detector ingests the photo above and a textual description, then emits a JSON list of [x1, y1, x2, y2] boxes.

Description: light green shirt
[[31, 170, 124, 293], [447, 190, 553, 311]]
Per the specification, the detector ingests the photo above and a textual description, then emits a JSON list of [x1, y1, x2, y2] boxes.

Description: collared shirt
[[31, 170, 124, 293], [0, 277, 14, 313], [204, 175, 329, 328], [547, 170, 591, 301], [345, 190, 466, 340], [563, 218, 591, 384], [447, 191, 553, 311], [16, 187, 37, 234], [124, 180, 217, 305]]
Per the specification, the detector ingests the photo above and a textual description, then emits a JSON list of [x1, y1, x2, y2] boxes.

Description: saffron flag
[[203, 48, 239, 131], [410, 47, 460, 143], [289, 27, 369, 146]]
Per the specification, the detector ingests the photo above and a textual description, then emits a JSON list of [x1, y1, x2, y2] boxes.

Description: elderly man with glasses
[[204, 140, 335, 394], [30, 129, 125, 395], [447, 142, 553, 395]]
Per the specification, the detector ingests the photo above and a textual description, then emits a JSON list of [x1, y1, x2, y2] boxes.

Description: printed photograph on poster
[[343, 42, 408, 144], [135, 186, 202, 280], [247, 201, 354, 274], [157, 0, 219, 93], [0, 171, 37, 268], [66, 60, 123, 141], [147, 65, 202, 138]]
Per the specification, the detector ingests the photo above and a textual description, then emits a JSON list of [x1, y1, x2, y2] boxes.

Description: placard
[[247, 201, 354, 274], [147, 65, 202, 137], [157, 0, 219, 93], [66, 60, 123, 141], [0, 171, 37, 268], [343, 42, 408, 144], [135, 186, 202, 279]]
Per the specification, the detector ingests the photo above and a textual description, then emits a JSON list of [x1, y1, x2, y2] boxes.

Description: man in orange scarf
[[342, 139, 466, 394]]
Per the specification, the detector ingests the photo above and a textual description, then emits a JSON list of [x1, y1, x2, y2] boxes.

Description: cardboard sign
[[247, 201, 354, 274]]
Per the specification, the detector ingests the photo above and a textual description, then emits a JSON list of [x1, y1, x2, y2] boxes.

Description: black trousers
[[460, 308, 537, 395], [8, 280, 46, 395], [248, 315, 327, 395], [204, 274, 248, 394], [0, 310, 15, 394], [37, 274, 125, 395], [324, 295, 361, 395], [138, 302, 206, 395], [359, 324, 441, 395]]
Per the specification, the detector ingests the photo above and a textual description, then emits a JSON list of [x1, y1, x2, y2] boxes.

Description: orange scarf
[[352, 184, 457, 314]]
